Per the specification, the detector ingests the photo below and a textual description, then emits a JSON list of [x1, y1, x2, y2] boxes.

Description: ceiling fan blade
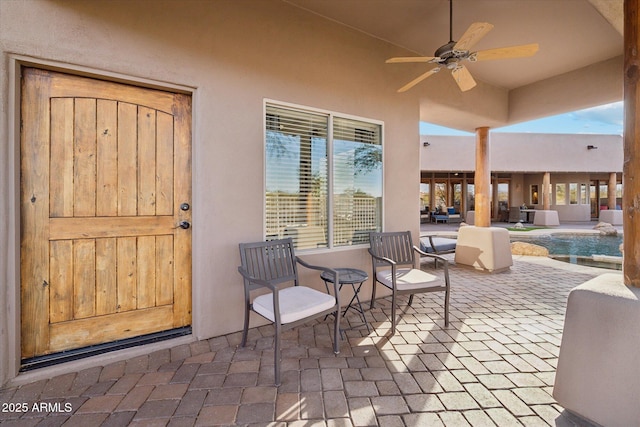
[[451, 65, 476, 92], [453, 22, 494, 52], [397, 68, 440, 92], [472, 43, 539, 61], [386, 56, 439, 64]]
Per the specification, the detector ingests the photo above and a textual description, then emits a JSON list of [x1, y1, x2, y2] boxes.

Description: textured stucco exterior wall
[[421, 133, 623, 173]]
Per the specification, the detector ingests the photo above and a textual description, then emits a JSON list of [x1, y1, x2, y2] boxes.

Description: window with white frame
[[265, 102, 382, 250]]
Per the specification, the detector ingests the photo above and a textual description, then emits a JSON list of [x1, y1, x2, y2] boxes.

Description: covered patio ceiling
[[284, 0, 624, 132]]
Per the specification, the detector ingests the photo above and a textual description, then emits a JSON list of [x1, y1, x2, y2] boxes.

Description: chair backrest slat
[[239, 238, 298, 286], [369, 231, 415, 268]]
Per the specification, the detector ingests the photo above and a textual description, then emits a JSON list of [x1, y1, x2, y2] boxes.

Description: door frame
[[2, 57, 197, 386]]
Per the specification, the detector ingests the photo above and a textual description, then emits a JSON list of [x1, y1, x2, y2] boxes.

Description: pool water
[[512, 234, 623, 257], [512, 234, 623, 270], [550, 255, 622, 271]]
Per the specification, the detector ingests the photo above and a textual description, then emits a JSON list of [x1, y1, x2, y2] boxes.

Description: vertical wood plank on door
[[50, 98, 75, 218], [49, 240, 73, 323], [118, 103, 138, 216], [97, 100, 118, 217], [74, 98, 97, 217], [156, 112, 174, 215], [96, 238, 117, 315], [21, 68, 52, 357], [156, 235, 174, 306], [137, 236, 157, 309], [172, 94, 192, 326], [138, 107, 157, 216], [73, 239, 96, 319], [117, 236, 137, 312]]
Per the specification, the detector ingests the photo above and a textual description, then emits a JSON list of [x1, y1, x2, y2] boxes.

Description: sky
[[420, 101, 624, 136]]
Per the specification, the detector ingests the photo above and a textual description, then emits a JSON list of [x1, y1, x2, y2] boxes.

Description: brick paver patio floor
[[1, 256, 607, 426]]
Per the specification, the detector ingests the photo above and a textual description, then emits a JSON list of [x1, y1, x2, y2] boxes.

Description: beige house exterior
[[0, 0, 623, 388], [420, 133, 623, 222]]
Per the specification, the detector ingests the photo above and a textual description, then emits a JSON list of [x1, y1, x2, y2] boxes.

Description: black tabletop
[[321, 268, 368, 284]]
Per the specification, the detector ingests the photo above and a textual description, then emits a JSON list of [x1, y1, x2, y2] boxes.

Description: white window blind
[[265, 105, 328, 249], [332, 117, 382, 246], [265, 103, 382, 250]]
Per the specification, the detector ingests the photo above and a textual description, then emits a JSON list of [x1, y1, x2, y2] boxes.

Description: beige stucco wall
[[421, 133, 623, 173], [0, 0, 423, 386]]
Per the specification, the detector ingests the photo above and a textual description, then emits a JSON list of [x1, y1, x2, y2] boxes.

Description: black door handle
[[179, 221, 190, 229]]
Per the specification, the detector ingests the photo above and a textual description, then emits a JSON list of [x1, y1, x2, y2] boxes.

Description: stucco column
[[608, 172, 617, 210], [542, 172, 551, 210], [475, 127, 491, 227], [456, 127, 512, 272], [624, 0, 640, 287]]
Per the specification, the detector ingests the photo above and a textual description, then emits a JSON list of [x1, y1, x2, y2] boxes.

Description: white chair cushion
[[376, 268, 441, 291], [253, 285, 336, 324]]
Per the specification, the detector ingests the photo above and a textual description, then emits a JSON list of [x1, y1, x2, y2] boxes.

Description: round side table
[[321, 268, 370, 334]]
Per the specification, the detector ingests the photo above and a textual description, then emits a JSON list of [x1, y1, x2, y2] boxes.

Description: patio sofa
[[431, 207, 462, 224]]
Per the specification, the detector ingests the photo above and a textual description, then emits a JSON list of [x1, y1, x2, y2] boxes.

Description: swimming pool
[[511, 234, 623, 258], [512, 233, 623, 270]]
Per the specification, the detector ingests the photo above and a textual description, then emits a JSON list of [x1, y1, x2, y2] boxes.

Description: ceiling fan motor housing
[[434, 40, 469, 65]]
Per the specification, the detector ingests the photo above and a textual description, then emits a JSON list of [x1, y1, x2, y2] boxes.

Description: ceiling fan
[[386, 0, 539, 92]]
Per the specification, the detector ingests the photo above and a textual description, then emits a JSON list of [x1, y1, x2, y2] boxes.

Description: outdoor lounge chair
[[431, 207, 462, 223], [419, 235, 457, 268], [368, 231, 450, 335], [238, 238, 341, 385]]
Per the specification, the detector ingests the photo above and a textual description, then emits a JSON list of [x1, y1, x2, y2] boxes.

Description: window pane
[[497, 182, 508, 211], [556, 183, 566, 205], [531, 185, 539, 205], [435, 183, 446, 210], [467, 184, 475, 211], [333, 117, 382, 246], [265, 105, 328, 249], [581, 183, 588, 204], [569, 183, 578, 204], [452, 182, 462, 212], [420, 183, 430, 210], [599, 184, 608, 208]]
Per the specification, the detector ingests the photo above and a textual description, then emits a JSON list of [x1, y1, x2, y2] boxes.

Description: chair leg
[[390, 293, 397, 336], [333, 307, 340, 354], [274, 323, 282, 386], [408, 294, 414, 306], [444, 288, 450, 326], [370, 281, 377, 309], [241, 304, 250, 347]]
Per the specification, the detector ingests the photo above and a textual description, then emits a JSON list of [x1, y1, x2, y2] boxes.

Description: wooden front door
[[20, 68, 192, 360]]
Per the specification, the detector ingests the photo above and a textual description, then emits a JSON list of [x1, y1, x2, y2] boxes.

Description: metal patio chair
[[238, 238, 341, 385], [369, 231, 450, 335]]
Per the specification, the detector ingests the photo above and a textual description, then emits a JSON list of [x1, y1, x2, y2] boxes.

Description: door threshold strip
[[20, 326, 192, 372]]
